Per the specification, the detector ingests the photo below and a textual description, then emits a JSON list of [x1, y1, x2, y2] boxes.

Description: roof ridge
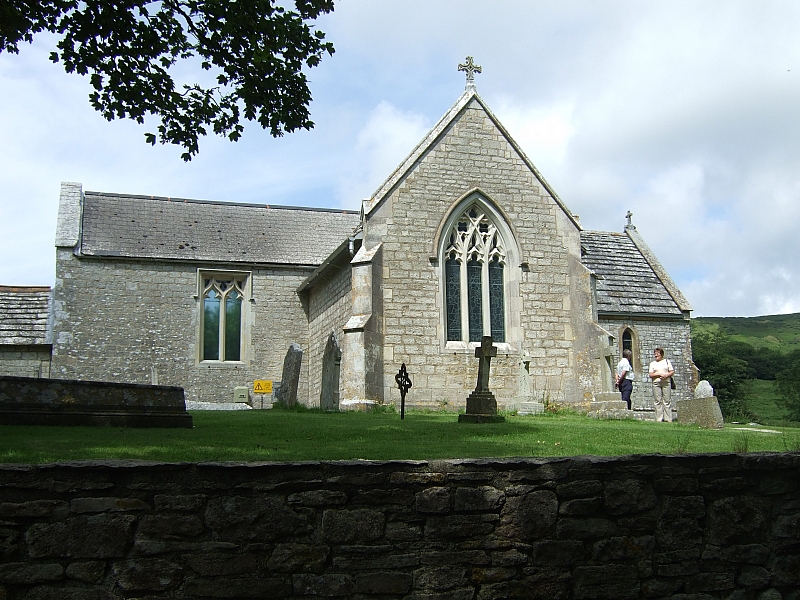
[[84, 191, 359, 215], [0, 286, 52, 292]]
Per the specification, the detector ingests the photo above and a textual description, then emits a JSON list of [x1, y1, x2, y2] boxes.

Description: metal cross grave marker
[[395, 363, 412, 420]]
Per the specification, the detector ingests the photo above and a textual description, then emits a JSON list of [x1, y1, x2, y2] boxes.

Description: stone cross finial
[[625, 210, 636, 231], [474, 336, 497, 392], [458, 56, 482, 90]]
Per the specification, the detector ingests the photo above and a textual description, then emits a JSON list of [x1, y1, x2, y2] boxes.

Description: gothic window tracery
[[444, 205, 507, 343], [202, 276, 245, 362]]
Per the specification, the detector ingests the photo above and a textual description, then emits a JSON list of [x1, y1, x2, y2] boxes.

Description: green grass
[[1, 410, 799, 464]]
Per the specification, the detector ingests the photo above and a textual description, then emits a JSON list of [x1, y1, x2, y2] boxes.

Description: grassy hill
[[692, 313, 800, 354]]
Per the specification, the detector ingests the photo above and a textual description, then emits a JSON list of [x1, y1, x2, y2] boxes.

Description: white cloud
[[4, 0, 800, 317], [336, 101, 430, 209]]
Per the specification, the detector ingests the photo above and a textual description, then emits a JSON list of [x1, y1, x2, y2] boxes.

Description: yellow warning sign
[[253, 380, 273, 394]]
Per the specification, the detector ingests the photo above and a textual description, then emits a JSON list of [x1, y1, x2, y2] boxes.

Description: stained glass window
[[489, 258, 505, 342], [467, 259, 483, 342], [445, 256, 462, 341], [443, 202, 508, 344], [202, 277, 245, 361]]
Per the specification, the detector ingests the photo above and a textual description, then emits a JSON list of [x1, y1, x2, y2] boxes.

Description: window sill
[[198, 361, 246, 369], [445, 341, 518, 355]]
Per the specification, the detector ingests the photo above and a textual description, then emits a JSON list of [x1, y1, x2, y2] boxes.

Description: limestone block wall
[[600, 317, 694, 411], [0, 453, 798, 599], [0, 347, 50, 379], [306, 252, 352, 407], [50, 251, 311, 404], [367, 100, 587, 408]]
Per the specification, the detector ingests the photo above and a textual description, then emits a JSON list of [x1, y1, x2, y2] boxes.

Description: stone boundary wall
[[0, 453, 798, 599]]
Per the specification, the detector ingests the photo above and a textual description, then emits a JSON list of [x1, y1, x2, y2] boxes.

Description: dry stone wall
[[0, 453, 798, 599]]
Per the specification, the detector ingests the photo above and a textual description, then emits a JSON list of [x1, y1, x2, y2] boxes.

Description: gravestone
[[320, 333, 341, 411], [677, 379, 724, 429], [458, 336, 505, 423], [278, 344, 303, 407], [517, 353, 544, 415], [0, 375, 191, 428], [695, 380, 714, 398]]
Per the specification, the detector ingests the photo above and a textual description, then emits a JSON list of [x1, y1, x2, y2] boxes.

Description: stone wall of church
[[0, 347, 51, 379], [600, 317, 694, 411], [365, 100, 589, 408], [50, 250, 311, 404], [306, 252, 353, 408]]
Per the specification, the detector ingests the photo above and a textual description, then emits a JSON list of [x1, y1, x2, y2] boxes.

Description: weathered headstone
[[320, 333, 341, 411], [516, 353, 544, 416], [677, 379, 724, 429], [695, 380, 714, 398], [459, 336, 505, 423], [278, 344, 303, 407]]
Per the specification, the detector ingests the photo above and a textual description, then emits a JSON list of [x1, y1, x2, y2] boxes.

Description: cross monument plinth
[[458, 336, 505, 423]]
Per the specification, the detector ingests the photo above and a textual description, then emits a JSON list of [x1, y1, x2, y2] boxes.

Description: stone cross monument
[[458, 56, 482, 91], [458, 336, 505, 423]]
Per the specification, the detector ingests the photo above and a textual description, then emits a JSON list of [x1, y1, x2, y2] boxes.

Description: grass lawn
[[1, 409, 799, 464]]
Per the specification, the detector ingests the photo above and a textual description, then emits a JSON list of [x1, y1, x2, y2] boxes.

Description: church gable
[[363, 90, 580, 233], [356, 88, 593, 407]]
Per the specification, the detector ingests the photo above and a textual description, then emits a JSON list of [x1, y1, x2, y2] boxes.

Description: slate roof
[[0, 286, 51, 345], [80, 192, 361, 267], [580, 231, 684, 317]]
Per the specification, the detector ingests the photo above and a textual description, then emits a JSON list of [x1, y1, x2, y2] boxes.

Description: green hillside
[[692, 313, 800, 354]]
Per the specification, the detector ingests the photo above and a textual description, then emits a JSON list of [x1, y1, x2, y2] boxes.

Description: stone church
[[12, 70, 694, 413]]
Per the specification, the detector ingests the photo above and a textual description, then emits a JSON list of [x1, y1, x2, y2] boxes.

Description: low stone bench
[[0, 375, 192, 428]]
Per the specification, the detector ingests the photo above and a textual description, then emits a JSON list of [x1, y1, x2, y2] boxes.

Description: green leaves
[[691, 328, 752, 420], [0, 0, 335, 160]]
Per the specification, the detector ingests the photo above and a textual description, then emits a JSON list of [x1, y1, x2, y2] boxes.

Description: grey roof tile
[[0, 286, 51, 345], [80, 192, 361, 266], [580, 231, 683, 316]]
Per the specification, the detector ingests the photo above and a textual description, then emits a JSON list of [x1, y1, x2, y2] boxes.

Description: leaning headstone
[[278, 344, 303, 408], [320, 333, 341, 411], [459, 336, 505, 423], [677, 379, 723, 429]]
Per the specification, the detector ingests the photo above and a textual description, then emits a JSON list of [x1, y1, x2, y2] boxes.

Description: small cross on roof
[[458, 56, 482, 90]]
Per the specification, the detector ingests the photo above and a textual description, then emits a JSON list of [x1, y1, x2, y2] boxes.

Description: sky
[[2, 0, 800, 317]]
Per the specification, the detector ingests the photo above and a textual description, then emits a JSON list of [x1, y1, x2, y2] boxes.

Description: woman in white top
[[615, 349, 634, 410], [648, 347, 675, 422]]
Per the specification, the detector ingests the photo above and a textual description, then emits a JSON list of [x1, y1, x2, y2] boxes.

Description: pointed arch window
[[444, 205, 507, 343], [202, 276, 245, 362]]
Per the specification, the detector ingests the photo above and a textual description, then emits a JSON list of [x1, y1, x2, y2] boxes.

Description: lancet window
[[444, 205, 507, 343], [201, 276, 245, 362]]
